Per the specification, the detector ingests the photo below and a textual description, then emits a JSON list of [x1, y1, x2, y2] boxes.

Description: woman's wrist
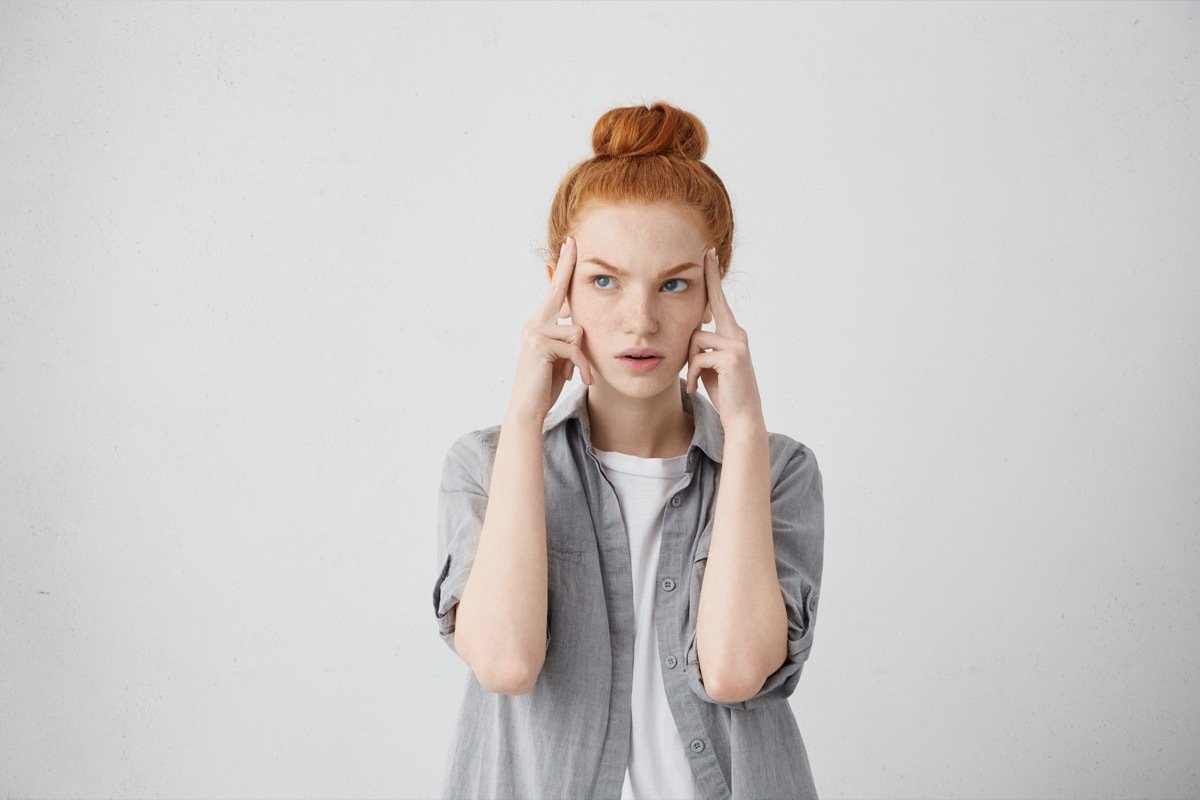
[[720, 414, 768, 440], [503, 408, 549, 431]]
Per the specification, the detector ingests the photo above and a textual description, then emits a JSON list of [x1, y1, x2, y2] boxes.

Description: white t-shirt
[[593, 447, 701, 800]]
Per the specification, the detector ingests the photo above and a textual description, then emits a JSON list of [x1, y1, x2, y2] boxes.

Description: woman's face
[[558, 201, 714, 402]]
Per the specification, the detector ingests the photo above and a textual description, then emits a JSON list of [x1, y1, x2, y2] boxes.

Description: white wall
[[2, 1, 1198, 797]]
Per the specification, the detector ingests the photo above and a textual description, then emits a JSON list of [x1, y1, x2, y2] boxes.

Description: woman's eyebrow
[[580, 257, 702, 278]]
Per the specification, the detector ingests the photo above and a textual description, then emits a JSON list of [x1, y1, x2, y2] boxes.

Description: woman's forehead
[[573, 202, 707, 260]]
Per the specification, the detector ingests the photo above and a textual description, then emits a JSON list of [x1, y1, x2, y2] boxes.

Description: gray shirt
[[433, 378, 825, 800]]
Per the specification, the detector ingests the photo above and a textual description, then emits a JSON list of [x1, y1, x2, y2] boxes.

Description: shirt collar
[[542, 377, 725, 464]]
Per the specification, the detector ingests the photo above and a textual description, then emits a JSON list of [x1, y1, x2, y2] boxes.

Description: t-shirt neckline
[[592, 447, 689, 478]]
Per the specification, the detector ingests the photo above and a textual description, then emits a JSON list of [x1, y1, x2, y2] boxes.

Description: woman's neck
[[585, 382, 695, 458]]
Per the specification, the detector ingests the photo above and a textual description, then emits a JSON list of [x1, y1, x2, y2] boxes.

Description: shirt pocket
[[546, 545, 583, 566], [546, 546, 584, 631], [543, 545, 589, 674]]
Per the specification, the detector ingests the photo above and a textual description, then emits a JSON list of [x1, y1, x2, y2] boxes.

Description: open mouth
[[618, 354, 664, 372]]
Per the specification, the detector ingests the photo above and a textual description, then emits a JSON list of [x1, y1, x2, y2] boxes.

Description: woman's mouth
[[618, 355, 664, 373]]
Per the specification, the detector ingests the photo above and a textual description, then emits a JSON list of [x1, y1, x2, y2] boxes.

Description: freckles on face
[[560, 203, 712, 387], [568, 203, 709, 320]]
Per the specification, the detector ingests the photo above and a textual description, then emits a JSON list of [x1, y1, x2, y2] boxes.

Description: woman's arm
[[695, 420, 789, 703], [453, 237, 592, 696], [688, 247, 789, 703], [453, 413, 549, 695]]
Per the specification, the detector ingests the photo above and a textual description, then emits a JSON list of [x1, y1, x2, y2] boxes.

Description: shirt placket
[[580, 433, 638, 800], [656, 450, 730, 800]]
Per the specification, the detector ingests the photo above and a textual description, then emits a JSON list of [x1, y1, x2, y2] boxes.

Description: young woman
[[433, 102, 825, 800]]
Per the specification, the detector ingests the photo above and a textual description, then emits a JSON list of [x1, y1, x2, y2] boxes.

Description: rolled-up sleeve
[[432, 430, 493, 653], [686, 440, 825, 710]]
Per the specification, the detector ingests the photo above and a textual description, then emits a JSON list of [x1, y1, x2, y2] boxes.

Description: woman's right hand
[[506, 236, 594, 423]]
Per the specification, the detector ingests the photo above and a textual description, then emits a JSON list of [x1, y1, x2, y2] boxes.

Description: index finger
[[539, 236, 576, 323], [704, 247, 737, 331]]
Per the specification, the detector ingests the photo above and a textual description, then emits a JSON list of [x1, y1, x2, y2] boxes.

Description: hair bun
[[591, 101, 708, 160]]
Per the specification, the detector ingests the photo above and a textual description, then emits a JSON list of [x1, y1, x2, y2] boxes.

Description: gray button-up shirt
[[434, 378, 825, 799]]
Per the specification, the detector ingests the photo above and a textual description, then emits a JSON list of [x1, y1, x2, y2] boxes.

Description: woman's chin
[[592, 365, 684, 400]]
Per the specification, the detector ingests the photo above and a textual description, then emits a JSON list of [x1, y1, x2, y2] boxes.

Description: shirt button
[[661, 578, 676, 592], [666, 655, 678, 669], [690, 738, 706, 753], [670, 495, 682, 507]]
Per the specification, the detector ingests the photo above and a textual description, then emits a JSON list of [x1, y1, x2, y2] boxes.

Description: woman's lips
[[618, 355, 664, 373]]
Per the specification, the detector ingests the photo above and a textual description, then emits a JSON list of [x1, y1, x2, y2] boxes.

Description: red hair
[[546, 102, 734, 277]]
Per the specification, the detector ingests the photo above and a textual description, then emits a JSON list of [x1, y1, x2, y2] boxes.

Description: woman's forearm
[[695, 420, 788, 703], [453, 412, 548, 695]]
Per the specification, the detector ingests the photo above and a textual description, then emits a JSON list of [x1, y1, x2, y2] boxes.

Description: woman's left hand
[[685, 248, 766, 430]]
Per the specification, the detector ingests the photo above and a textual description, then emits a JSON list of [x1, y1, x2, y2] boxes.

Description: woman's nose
[[622, 296, 658, 335]]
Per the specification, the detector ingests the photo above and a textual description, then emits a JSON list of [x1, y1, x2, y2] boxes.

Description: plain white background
[[2, 1, 1198, 797]]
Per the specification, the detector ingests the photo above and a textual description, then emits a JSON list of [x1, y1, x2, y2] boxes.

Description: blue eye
[[592, 275, 615, 289], [662, 279, 689, 293]]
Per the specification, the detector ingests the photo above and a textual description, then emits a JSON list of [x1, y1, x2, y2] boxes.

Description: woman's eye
[[662, 279, 689, 293], [592, 275, 615, 289]]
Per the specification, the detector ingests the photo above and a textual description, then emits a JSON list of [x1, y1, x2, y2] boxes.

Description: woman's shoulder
[[446, 424, 503, 455], [444, 417, 569, 458], [763, 430, 821, 484], [439, 425, 502, 490], [441, 421, 572, 492], [764, 429, 818, 459]]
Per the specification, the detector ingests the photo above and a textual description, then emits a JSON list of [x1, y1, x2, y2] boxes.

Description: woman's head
[[546, 102, 734, 279]]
